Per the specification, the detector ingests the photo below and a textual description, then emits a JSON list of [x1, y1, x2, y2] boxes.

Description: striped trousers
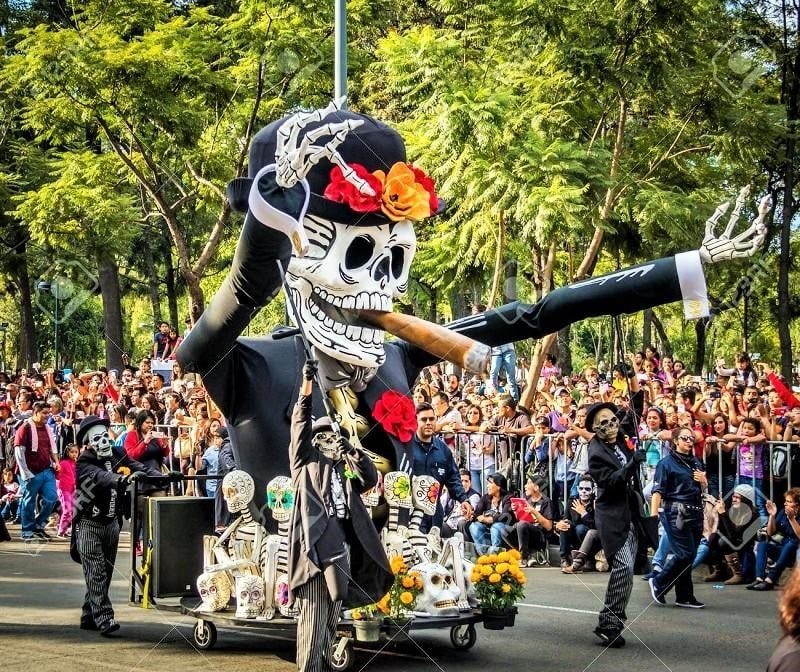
[[77, 517, 120, 629], [295, 572, 342, 672], [598, 524, 637, 630]]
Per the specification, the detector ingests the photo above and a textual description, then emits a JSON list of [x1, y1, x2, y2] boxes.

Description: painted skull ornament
[[360, 470, 384, 508], [412, 475, 440, 516], [412, 562, 460, 617], [235, 574, 266, 619], [265, 476, 294, 522], [197, 571, 232, 612], [383, 471, 412, 509], [222, 470, 255, 513]]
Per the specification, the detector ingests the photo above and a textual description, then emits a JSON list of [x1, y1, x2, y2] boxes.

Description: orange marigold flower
[[496, 562, 509, 574], [497, 551, 511, 563], [489, 573, 502, 583], [502, 584, 512, 594], [374, 163, 432, 222], [402, 576, 414, 589], [480, 565, 493, 576], [400, 591, 414, 605]]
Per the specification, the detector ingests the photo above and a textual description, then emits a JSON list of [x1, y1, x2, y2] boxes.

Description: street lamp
[[36, 280, 61, 370], [0, 322, 7, 372]]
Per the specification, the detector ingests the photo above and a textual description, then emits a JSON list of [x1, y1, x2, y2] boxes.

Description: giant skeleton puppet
[[178, 99, 769, 517]]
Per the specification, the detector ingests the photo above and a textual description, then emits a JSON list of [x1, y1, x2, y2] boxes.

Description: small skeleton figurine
[[437, 532, 478, 611], [407, 475, 440, 564], [201, 470, 267, 591], [262, 475, 299, 619], [380, 471, 416, 566], [411, 562, 461, 618]]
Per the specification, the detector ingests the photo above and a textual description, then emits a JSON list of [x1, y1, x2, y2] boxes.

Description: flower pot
[[504, 606, 518, 627], [481, 607, 511, 630], [353, 619, 382, 642]]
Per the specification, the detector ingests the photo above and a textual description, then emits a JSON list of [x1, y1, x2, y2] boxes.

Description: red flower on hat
[[323, 163, 383, 213], [373, 390, 417, 443], [408, 165, 439, 214]]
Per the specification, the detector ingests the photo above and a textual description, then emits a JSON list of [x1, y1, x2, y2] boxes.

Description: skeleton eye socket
[[431, 574, 442, 585], [390, 246, 405, 279], [345, 235, 375, 269]]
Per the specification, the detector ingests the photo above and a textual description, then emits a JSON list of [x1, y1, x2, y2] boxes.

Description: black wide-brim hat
[[585, 402, 619, 431], [228, 109, 445, 226], [76, 415, 110, 446]]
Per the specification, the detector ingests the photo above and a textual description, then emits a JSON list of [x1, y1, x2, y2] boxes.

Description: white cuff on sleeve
[[248, 164, 311, 256], [675, 251, 709, 319]]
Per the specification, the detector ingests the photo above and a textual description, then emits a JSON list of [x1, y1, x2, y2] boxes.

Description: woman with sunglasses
[[648, 428, 708, 609]]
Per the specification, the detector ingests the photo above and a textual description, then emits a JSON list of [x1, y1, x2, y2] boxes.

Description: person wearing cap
[[548, 386, 575, 432], [587, 401, 653, 648], [748, 488, 800, 592], [73, 415, 164, 636], [288, 359, 391, 672]]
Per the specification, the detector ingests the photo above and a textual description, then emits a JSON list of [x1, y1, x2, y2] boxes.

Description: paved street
[[0, 528, 782, 672]]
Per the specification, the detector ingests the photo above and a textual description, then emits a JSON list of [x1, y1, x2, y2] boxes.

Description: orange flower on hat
[[374, 162, 432, 222]]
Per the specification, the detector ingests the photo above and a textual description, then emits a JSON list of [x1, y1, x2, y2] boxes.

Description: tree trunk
[[96, 253, 124, 370], [162, 230, 180, 329], [642, 308, 653, 349], [557, 324, 572, 376], [521, 333, 557, 411], [693, 318, 709, 376], [651, 311, 672, 358], [503, 260, 518, 303], [7, 226, 36, 369], [486, 211, 505, 309], [140, 234, 162, 323]]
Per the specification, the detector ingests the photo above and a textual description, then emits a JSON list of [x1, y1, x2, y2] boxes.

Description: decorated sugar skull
[[412, 562, 460, 617], [383, 471, 412, 509], [238, 102, 441, 371], [235, 574, 265, 619], [412, 475, 440, 516], [77, 416, 113, 459], [222, 470, 255, 513], [266, 476, 294, 523], [361, 470, 384, 508], [197, 571, 232, 612]]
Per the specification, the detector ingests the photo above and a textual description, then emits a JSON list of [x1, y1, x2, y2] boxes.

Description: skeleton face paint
[[222, 470, 255, 513], [266, 476, 294, 522], [235, 574, 265, 619], [577, 480, 594, 504], [312, 430, 342, 460], [383, 471, 412, 509], [85, 424, 112, 458], [592, 408, 619, 443], [286, 217, 416, 368], [197, 571, 232, 612]]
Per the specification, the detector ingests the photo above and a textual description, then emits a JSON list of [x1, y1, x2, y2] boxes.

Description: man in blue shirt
[[649, 429, 707, 609], [749, 488, 800, 591], [413, 403, 473, 532]]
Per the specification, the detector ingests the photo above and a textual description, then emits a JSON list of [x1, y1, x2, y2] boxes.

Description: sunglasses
[[678, 435, 695, 443], [418, 416, 436, 423]]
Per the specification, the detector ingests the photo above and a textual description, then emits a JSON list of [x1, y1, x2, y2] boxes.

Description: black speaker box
[[144, 496, 215, 598]]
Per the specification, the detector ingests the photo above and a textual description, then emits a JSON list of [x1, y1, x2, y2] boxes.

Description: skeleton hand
[[699, 186, 771, 264]]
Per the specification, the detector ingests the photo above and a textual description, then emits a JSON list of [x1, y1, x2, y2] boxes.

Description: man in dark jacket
[[213, 426, 237, 531], [587, 402, 653, 649], [288, 360, 392, 672], [74, 416, 163, 636]]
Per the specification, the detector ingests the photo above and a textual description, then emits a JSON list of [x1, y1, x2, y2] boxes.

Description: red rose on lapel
[[373, 391, 417, 443]]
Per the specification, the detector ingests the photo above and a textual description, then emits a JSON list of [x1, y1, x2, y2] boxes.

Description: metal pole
[[334, 0, 347, 102], [54, 283, 59, 371]]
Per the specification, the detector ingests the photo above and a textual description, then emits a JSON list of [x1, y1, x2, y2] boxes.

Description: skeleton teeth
[[343, 295, 355, 310], [356, 293, 368, 310], [381, 296, 390, 311], [332, 321, 346, 335], [345, 326, 362, 340]]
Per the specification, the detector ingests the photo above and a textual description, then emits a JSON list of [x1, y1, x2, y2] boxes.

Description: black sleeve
[[290, 393, 314, 472]]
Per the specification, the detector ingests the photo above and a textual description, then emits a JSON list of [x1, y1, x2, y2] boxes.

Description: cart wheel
[[329, 637, 354, 671], [193, 619, 217, 650], [450, 623, 476, 650]]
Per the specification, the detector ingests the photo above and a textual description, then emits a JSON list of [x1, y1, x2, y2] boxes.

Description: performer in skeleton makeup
[[288, 358, 391, 672], [73, 416, 164, 636], [178, 101, 769, 515]]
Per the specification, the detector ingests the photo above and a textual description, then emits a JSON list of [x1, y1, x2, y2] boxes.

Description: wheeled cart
[[181, 598, 494, 671]]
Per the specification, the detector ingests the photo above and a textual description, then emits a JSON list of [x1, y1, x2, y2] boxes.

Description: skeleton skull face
[[85, 424, 112, 458], [592, 408, 619, 443], [412, 475, 440, 516], [222, 470, 255, 513], [197, 571, 232, 612], [383, 471, 412, 509], [266, 476, 294, 522], [286, 216, 416, 368], [235, 574, 265, 619], [412, 562, 460, 617], [361, 470, 384, 508]]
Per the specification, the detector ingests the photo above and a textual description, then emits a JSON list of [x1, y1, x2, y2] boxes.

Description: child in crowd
[[1, 468, 21, 522], [55, 443, 78, 538]]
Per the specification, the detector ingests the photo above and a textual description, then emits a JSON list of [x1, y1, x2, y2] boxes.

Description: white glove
[[699, 186, 770, 264]]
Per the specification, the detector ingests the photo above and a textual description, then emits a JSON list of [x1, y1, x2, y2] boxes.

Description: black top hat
[[228, 109, 444, 226], [76, 415, 110, 446], [584, 402, 619, 431]]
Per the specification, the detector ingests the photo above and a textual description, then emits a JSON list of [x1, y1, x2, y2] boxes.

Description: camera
[[710, 390, 721, 399]]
